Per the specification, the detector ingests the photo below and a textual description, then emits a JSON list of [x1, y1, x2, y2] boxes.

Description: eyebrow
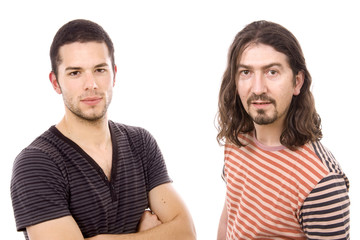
[[65, 67, 81, 72], [65, 63, 110, 72], [94, 63, 110, 68], [236, 63, 284, 70]]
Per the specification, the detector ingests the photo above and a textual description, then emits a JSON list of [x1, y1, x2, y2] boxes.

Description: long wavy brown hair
[[217, 20, 322, 150]]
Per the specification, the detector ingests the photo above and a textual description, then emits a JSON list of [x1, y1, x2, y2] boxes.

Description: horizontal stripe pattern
[[223, 132, 350, 239], [299, 143, 350, 239], [11, 121, 171, 239]]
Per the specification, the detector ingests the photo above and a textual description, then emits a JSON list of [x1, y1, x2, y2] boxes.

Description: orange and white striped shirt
[[223, 132, 350, 239]]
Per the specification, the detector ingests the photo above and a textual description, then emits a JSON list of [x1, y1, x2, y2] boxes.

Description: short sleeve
[[140, 129, 172, 192], [299, 173, 350, 239], [10, 148, 71, 231]]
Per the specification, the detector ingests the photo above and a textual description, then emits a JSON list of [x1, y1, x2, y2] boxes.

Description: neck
[[56, 112, 111, 148], [254, 120, 284, 147]]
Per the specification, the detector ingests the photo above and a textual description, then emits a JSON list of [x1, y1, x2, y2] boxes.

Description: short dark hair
[[50, 19, 115, 77], [217, 20, 322, 150]]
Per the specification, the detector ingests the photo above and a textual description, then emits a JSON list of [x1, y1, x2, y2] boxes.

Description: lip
[[81, 97, 102, 106], [251, 101, 273, 109]]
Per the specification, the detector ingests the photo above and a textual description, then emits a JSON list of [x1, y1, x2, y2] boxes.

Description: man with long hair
[[11, 19, 196, 240], [216, 20, 349, 239]]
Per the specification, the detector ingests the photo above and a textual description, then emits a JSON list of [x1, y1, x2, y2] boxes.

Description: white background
[[1, 0, 359, 239]]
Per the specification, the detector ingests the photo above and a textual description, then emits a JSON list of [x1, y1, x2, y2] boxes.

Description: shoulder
[[225, 132, 253, 151], [110, 121, 150, 137], [109, 121, 155, 144], [14, 127, 56, 164], [309, 141, 350, 191], [12, 126, 69, 178], [310, 141, 344, 174], [11, 128, 72, 232]]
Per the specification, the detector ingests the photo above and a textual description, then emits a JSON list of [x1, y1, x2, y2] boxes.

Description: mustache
[[247, 93, 276, 105]]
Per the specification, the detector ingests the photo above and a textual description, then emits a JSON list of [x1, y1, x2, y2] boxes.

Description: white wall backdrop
[[1, 0, 358, 239]]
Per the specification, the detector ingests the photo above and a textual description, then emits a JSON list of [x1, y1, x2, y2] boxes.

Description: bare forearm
[[88, 184, 197, 240], [87, 214, 196, 240], [217, 202, 227, 240]]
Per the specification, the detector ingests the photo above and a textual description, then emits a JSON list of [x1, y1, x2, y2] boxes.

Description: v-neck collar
[[49, 121, 118, 184]]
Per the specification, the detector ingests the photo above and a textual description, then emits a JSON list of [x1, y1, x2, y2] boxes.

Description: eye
[[238, 70, 252, 80], [95, 68, 106, 73], [268, 70, 277, 75], [266, 69, 279, 78], [69, 71, 80, 76], [240, 70, 250, 75]]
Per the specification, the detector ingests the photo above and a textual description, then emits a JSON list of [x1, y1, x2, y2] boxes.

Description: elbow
[[185, 221, 197, 240], [189, 228, 197, 240], [171, 211, 197, 240], [177, 218, 196, 240], [172, 226, 196, 240], [183, 230, 196, 240]]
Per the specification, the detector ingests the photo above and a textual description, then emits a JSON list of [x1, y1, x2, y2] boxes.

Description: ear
[[112, 65, 117, 87], [49, 72, 62, 94], [293, 71, 304, 96]]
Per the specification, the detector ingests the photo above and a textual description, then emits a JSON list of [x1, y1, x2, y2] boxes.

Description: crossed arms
[[26, 183, 196, 240]]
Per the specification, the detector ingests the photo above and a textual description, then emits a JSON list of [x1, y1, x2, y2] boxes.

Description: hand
[[138, 210, 162, 232]]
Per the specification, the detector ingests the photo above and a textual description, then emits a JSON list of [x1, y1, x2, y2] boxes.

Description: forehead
[[58, 42, 110, 66], [237, 43, 290, 68]]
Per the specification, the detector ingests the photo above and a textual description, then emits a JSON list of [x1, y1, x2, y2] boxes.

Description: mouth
[[247, 94, 275, 109], [250, 100, 273, 109], [252, 101, 272, 105], [81, 97, 102, 106]]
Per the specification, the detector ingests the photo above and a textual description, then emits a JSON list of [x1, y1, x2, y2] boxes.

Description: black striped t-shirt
[[11, 121, 171, 239]]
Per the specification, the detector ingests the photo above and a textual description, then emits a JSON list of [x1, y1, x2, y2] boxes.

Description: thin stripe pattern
[[223, 132, 350, 239], [11, 121, 171, 239]]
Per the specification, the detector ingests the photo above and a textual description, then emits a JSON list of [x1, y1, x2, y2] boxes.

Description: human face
[[236, 43, 303, 126], [50, 42, 116, 122]]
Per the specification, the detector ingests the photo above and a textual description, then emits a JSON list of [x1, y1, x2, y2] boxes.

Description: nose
[[84, 72, 98, 90], [251, 73, 267, 95]]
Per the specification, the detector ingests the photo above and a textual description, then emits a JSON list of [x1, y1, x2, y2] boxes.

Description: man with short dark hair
[[216, 20, 350, 239], [11, 19, 196, 240]]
